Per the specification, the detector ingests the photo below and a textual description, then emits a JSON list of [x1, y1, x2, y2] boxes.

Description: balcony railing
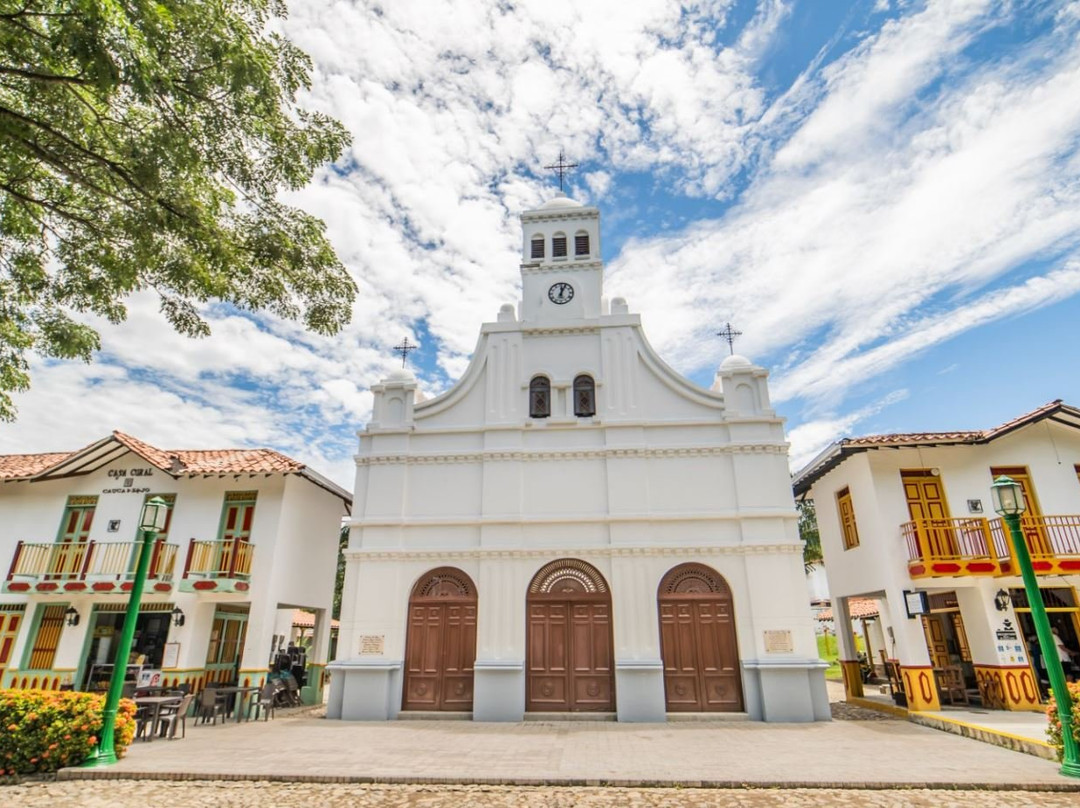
[[180, 538, 254, 593], [903, 514, 1080, 578], [4, 540, 178, 594], [989, 515, 1080, 575]]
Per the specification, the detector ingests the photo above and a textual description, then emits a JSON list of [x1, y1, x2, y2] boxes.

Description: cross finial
[[393, 336, 417, 368], [716, 323, 742, 356], [544, 150, 579, 192]]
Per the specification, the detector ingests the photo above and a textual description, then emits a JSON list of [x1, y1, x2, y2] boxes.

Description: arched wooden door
[[526, 559, 615, 712], [658, 563, 743, 712], [402, 567, 477, 711]]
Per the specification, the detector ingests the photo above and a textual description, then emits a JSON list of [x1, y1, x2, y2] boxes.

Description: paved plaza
[[50, 706, 1072, 788], [8, 781, 1080, 808]]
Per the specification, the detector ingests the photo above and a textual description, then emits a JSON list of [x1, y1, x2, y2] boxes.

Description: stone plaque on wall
[[763, 629, 794, 653], [359, 635, 385, 656]]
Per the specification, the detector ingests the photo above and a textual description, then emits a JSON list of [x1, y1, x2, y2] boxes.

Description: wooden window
[[574, 231, 589, 256], [573, 374, 596, 417], [57, 496, 97, 543], [0, 606, 25, 671], [530, 236, 545, 259], [529, 376, 551, 418], [552, 233, 567, 257], [219, 493, 257, 543], [26, 605, 66, 670], [836, 487, 860, 550]]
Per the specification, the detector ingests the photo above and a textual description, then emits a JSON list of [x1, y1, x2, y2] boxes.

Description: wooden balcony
[[902, 518, 1001, 578], [179, 538, 254, 593], [3, 540, 179, 594], [903, 515, 1080, 579], [990, 515, 1080, 576]]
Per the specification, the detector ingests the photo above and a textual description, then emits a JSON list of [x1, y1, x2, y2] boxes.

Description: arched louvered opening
[[530, 375, 551, 418], [573, 374, 595, 417], [574, 231, 590, 257], [552, 232, 568, 258], [530, 235, 545, 259]]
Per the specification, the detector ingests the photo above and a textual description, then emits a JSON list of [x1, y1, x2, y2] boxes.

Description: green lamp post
[[82, 496, 169, 768], [991, 475, 1080, 777]]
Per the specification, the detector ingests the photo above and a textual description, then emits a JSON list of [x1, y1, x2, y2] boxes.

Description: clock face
[[548, 282, 574, 305]]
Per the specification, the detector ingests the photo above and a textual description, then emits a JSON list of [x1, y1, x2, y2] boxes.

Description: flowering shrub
[[1046, 681, 1080, 761], [0, 689, 136, 775]]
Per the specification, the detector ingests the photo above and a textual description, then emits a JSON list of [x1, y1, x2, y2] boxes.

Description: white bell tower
[[518, 194, 603, 323]]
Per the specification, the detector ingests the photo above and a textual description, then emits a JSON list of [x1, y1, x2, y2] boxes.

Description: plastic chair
[[158, 693, 196, 739], [247, 681, 277, 721], [197, 687, 227, 725]]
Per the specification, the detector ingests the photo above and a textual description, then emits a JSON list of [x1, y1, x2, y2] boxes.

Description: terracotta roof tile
[[0, 452, 72, 480], [816, 597, 880, 621], [173, 448, 304, 475], [291, 609, 340, 630]]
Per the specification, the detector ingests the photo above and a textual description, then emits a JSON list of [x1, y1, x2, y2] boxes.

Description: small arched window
[[573, 375, 595, 417], [574, 231, 590, 257], [530, 376, 551, 418], [552, 232, 568, 258], [530, 235, 545, 260]]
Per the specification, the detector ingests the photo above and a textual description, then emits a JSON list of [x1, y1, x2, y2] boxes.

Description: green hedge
[[0, 689, 136, 775], [1046, 681, 1080, 761]]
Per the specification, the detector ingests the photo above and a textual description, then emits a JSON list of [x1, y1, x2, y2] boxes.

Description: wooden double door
[[526, 559, 615, 712], [402, 568, 477, 711], [658, 564, 743, 712]]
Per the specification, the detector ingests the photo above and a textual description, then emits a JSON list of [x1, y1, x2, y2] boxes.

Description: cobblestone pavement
[[7, 781, 1080, 808]]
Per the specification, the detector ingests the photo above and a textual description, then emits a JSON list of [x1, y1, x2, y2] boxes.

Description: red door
[[402, 568, 477, 711], [658, 563, 743, 712], [526, 559, 615, 712]]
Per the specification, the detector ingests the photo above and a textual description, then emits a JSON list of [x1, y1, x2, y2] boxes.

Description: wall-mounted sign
[[136, 669, 163, 688], [967, 499, 984, 513], [995, 618, 1018, 642], [763, 629, 794, 653], [107, 520, 121, 532], [904, 590, 929, 618], [359, 635, 385, 656], [162, 642, 180, 669], [108, 468, 155, 478]]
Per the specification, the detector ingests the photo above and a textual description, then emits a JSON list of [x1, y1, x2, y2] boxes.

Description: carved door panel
[[658, 563, 743, 712], [921, 614, 951, 669], [402, 568, 477, 712], [527, 600, 615, 712]]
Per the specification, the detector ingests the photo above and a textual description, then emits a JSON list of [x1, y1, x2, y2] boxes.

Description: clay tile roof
[[793, 400, 1079, 496], [172, 448, 304, 475], [291, 609, 340, 630], [816, 597, 880, 622], [112, 430, 177, 469], [0, 452, 72, 480]]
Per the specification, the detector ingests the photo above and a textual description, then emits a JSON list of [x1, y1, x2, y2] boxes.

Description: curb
[[54, 770, 1080, 791], [908, 712, 1056, 761]]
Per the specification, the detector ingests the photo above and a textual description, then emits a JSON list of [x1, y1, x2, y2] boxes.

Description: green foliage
[[0, 0, 355, 419], [333, 523, 347, 620], [1046, 681, 1080, 761], [0, 689, 136, 774], [798, 498, 822, 571]]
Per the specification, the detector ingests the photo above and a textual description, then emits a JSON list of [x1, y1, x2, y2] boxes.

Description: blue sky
[[4, 0, 1080, 487]]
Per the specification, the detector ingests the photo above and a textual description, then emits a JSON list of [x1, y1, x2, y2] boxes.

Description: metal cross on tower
[[393, 336, 417, 368], [544, 150, 579, 191], [716, 323, 742, 356]]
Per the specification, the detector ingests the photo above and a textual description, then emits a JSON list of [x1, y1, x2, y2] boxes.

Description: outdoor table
[[133, 696, 181, 742], [211, 685, 260, 722]]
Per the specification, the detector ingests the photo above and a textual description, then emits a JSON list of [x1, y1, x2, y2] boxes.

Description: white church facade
[[329, 195, 828, 722]]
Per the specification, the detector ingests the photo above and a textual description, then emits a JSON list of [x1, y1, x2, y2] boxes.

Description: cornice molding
[[520, 261, 603, 274], [347, 509, 797, 528], [355, 443, 789, 466], [521, 326, 600, 337], [344, 543, 803, 561]]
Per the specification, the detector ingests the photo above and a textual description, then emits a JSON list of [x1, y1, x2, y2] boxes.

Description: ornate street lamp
[[991, 475, 1080, 776], [82, 496, 169, 767]]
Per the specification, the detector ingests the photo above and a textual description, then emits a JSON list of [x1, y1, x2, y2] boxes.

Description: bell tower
[[518, 195, 603, 323]]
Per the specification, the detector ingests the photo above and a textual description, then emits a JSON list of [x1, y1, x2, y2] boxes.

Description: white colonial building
[[792, 401, 1080, 713], [0, 431, 350, 702], [330, 195, 828, 722]]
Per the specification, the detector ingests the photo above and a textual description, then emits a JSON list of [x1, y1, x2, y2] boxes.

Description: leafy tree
[[0, 0, 355, 419], [333, 523, 347, 620], [798, 498, 822, 571]]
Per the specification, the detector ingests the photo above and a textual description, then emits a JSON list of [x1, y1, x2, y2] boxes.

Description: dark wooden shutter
[[575, 233, 589, 256], [552, 236, 567, 257]]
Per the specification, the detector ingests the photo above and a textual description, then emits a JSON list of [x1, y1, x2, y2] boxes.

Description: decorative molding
[[520, 261, 603, 275], [355, 443, 789, 466], [343, 543, 803, 562], [347, 509, 797, 528], [522, 326, 601, 337]]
